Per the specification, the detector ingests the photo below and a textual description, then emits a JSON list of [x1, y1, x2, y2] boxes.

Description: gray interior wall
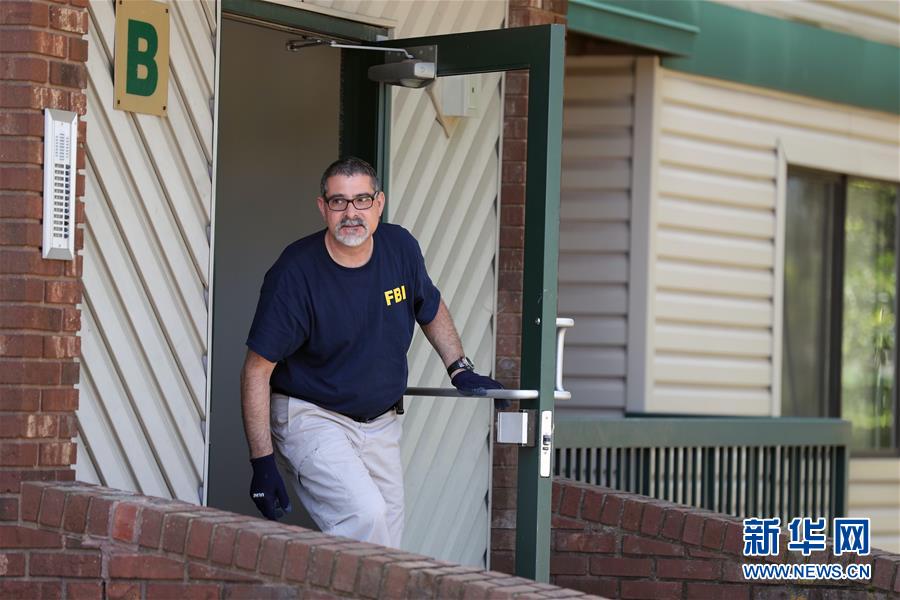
[[208, 19, 338, 525]]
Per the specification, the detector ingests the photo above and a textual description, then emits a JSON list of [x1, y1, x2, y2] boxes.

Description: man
[[241, 157, 502, 548]]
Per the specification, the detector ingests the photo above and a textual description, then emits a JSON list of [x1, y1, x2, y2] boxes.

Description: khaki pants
[[270, 393, 404, 548]]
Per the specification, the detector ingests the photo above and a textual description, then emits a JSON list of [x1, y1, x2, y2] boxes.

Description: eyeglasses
[[324, 193, 376, 211]]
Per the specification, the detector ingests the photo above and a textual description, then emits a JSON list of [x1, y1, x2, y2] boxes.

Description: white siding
[[648, 70, 900, 417], [288, 0, 508, 567], [715, 0, 900, 47], [557, 56, 636, 417], [848, 458, 900, 553], [76, 0, 214, 501]]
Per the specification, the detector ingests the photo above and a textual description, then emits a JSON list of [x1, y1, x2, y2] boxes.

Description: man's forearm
[[421, 300, 465, 370], [241, 352, 276, 459]]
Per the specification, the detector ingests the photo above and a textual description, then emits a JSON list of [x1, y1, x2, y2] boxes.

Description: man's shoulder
[[378, 223, 420, 249], [268, 229, 325, 275]]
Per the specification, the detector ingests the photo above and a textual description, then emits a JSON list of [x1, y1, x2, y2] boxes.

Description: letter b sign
[[114, 1, 169, 116]]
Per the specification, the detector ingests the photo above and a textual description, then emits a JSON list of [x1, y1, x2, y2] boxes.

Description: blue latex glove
[[249, 453, 292, 520], [451, 370, 508, 409]]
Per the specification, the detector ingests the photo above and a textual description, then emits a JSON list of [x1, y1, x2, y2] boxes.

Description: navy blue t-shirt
[[246, 223, 441, 419]]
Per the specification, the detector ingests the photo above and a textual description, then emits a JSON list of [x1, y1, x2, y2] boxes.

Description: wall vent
[[42, 109, 78, 261]]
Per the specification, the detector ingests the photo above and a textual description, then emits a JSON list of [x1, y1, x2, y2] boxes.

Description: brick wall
[[0, 481, 603, 599], [0, 0, 88, 515], [551, 479, 900, 599], [492, 0, 568, 575]]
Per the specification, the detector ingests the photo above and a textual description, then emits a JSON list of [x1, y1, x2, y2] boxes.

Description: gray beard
[[334, 219, 369, 247]]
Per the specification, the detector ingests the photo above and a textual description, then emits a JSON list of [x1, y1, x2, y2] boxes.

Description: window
[[782, 169, 899, 453]]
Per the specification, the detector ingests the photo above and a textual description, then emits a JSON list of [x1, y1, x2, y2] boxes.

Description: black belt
[[272, 388, 403, 422]]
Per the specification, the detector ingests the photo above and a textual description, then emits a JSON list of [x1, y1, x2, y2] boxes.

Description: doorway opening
[[208, 16, 340, 528]]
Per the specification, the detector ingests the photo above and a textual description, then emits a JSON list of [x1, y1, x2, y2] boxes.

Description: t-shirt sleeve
[[411, 236, 441, 325], [246, 263, 309, 362]]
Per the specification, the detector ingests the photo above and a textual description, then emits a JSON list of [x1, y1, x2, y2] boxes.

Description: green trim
[[663, 1, 899, 114], [221, 0, 387, 42], [556, 417, 852, 448], [569, 0, 900, 114], [568, 0, 699, 56]]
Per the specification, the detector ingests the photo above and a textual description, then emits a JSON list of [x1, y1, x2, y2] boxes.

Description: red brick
[[555, 531, 615, 553], [107, 582, 140, 600], [0, 165, 42, 192], [0, 276, 44, 301], [600, 494, 623, 526], [49, 61, 87, 89], [558, 485, 581, 518], [0, 582, 61, 599], [504, 95, 528, 117], [552, 575, 617, 597], [550, 554, 587, 575], [69, 38, 88, 62], [60, 360, 79, 385], [505, 71, 529, 95], [617, 498, 642, 531], [111, 503, 139, 542], [146, 584, 221, 600], [590, 556, 652, 577], [65, 582, 103, 600], [0, 2, 49, 26], [503, 116, 528, 140], [62, 307, 81, 332], [0, 497, 18, 520], [49, 5, 88, 33], [686, 582, 750, 600], [622, 535, 684, 557], [30, 551, 100, 577], [0, 387, 39, 412], [187, 562, 262, 582], [640, 503, 664, 536], [621, 580, 682, 600], [333, 551, 362, 593], [0, 552, 25, 575], [37, 485, 66, 526], [682, 513, 704, 545], [0, 114, 43, 137], [492, 529, 515, 551], [42, 388, 78, 411], [551, 515, 584, 529], [0, 307, 62, 335], [0, 139, 42, 166], [657, 558, 721, 580], [39, 441, 75, 465], [308, 543, 341, 587], [44, 335, 80, 358], [233, 528, 264, 570], [86, 496, 112, 536], [109, 554, 184, 579], [497, 271, 523, 292], [45, 280, 82, 304], [20, 482, 44, 520], [1, 249, 69, 276], [0, 441, 38, 465], [210, 522, 238, 565], [0, 524, 62, 547], [284, 541, 309, 581], [382, 562, 411, 598], [63, 492, 90, 532], [186, 519, 214, 559], [702, 518, 727, 550], [0, 334, 43, 358], [162, 512, 190, 554], [873, 556, 899, 591], [722, 522, 743, 556]]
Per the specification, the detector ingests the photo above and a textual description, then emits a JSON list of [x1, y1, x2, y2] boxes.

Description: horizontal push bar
[[404, 387, 539, 400]]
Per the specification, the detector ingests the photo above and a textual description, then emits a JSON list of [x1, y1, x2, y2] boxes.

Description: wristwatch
[[446, 356, 474, 376]]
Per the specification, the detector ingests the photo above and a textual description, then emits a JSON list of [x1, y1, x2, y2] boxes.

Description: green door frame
[[342, 25, 566, 581]]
